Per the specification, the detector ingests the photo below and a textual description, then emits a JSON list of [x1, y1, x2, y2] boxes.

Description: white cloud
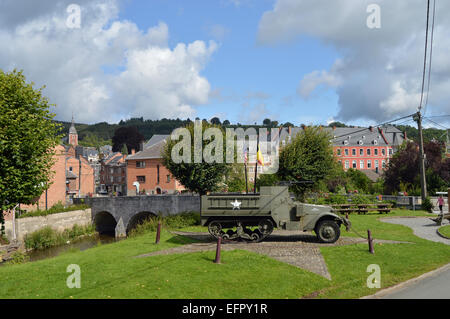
[[258, 0, 450, 122], [0, 0, 217, 123]]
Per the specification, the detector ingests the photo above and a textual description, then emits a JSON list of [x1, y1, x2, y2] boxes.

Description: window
[[69, 166, 73, 172], [110, 168, 113, 174], [137, 176, 146, 183], [367, 149, 371, 156], [360, 160, 364, 169], [352, 160, 357, 169], [360, 149, 364, 156], [337, 149, 341, 156], [157, 165, 160, 184], [345, 161, 349, 169], [382, 149, 386, 156], [352, 149, 356, 156], [136, 161, 145, 168], [375, 160, 379, 168], [167, 175, 171, 183], [110, 176, 113, 183], [382, 160, 386, 168], [389, 149, 393, 156], [344, 149, 349, 156], [367, 160, 372, 169], [374, 149, 378, 156]]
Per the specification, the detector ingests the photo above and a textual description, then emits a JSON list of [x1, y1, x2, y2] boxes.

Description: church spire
[[69, 113, 78, 146]]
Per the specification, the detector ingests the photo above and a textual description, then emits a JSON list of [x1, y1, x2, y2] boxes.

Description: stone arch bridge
[[76, 195, 200, 237]]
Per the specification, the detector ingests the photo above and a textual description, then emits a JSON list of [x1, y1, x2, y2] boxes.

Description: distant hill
[[55, 117, 447, 146]]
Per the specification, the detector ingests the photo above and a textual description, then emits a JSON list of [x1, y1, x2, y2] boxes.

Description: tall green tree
[[112, 126, 144, 153], [384, 140, 449, 195], [0, 70, 61, 235], [277, 126, 335, 198], [162, 121, 229, 195]]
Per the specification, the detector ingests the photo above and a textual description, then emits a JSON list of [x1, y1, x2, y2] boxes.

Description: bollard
[[214, 236, 222, 264], [367, 229, 374, 254], [155, 221, 162, 244]]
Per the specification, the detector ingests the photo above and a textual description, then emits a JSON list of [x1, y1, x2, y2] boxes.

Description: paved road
[[382, 264, 450, 299], [373, 217, 450, 299], [381, 217, 450, 245]]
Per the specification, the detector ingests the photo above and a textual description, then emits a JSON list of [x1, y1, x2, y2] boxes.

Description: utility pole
[[413, 112, 427, 201]]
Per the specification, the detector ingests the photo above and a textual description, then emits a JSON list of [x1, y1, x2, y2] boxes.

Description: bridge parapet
[[75, 195, 201, 237]]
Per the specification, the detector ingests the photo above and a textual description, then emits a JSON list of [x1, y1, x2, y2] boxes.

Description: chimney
[[131, 149, 135, 155], [288, 126, 292, 135]]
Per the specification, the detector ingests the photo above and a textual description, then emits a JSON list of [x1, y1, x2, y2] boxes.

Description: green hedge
[[306, 194, 385, 205], [18, 202, 90, 219]]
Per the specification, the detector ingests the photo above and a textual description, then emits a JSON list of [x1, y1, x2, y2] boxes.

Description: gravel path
[[136, 231, 407, 280], [381, 217, 450, 245]]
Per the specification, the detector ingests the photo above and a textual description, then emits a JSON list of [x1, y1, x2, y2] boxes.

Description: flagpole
[[254, 133, 259, 194], [244, 162, 248, 194]]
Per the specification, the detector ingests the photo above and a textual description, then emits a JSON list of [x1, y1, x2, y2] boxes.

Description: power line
[[424, 115, 450, 118], [418, 0, 431, 113], [423, 0, 436, 116], [423, 117, 449, 130]]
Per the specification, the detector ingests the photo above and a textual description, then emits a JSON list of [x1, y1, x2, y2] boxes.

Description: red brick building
[[126, 135, 185, 195]]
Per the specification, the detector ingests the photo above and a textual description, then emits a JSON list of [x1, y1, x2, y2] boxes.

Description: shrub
[[6, 250, 30, 265], [24, 226, 58, 250], [422, 197, 434, 213], [129, 212, 201, 237], [24, 224, 96, 250]]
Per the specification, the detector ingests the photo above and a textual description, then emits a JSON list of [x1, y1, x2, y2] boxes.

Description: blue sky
[[0, 0, 449, 128], [114, 0, 338, 126]]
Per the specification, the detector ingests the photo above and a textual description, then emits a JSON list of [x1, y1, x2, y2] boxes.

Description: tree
[[0, 69, 61, 235], [263, 118, 271, 126], [277, 126, 335, 198], [112, 126, 144, 153], [346, 168, 372, 193], [222, 120, 230, 126], [162, 121, 229, 195], [210, 117, 221, 125], [384, 140, 449, 195], [120, 143, 128, 155]]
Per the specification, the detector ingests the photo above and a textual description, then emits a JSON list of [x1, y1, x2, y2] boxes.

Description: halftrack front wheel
[[208, 221, 222, 237], [315, 220, 340, 243]]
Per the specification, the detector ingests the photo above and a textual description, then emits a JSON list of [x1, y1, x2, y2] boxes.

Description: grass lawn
[[0, 209, 449, 299], [439, 225, 450, 238]]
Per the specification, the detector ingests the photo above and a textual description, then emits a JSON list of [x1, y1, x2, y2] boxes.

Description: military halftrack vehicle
[[201, 186, 350, 243]]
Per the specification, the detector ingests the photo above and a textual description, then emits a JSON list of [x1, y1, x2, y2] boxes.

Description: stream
[[1, 233, 118, 266]]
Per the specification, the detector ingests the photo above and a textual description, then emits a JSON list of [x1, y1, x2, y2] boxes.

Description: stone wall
[[4, 209, 92, 241]]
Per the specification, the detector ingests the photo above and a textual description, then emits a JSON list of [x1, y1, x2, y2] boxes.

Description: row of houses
[[24, 121, 409, 211]]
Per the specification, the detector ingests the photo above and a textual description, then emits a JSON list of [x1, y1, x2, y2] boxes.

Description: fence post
[[345, 213, 350, 232], [214, 236, 222, 264], [155, 221, 162, 244], [367, 229, 374, 254]]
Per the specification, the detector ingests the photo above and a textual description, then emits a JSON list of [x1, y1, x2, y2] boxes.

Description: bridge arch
[[126, 211, 157, 234], [94, 211, 117, 235]]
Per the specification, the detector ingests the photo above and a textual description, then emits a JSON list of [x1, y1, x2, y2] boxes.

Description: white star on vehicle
[[230, 199, 242, 210]]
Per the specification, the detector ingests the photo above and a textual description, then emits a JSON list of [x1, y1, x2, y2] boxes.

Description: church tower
[[68, 114, 78, 146]]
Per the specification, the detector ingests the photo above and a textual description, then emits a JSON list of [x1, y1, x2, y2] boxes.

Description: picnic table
[[331, 203, 393, 215]]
